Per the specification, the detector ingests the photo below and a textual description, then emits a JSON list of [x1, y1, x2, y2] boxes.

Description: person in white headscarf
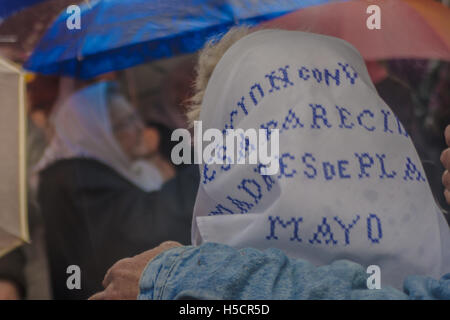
[[35, 80, 199, 299], [35, 81, 165, 192], [91, 28, 450, 300], [188, 28, 450, 289]]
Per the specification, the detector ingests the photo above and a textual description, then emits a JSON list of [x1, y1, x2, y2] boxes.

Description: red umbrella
[[261, 0, 450, 62]]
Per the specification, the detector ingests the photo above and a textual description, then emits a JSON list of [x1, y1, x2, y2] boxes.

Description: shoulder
[[38, 158, 135, 191]]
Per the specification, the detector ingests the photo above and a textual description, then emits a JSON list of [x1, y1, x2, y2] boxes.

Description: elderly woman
[[91, 28, 450, 300], [35, 81, 199, 299]]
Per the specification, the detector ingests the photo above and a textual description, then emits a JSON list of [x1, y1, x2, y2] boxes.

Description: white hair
[[186, 26, 254, 127]]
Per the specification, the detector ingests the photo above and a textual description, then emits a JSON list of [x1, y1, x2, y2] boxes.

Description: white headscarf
[[35, 81, 163, 192], [192, 30, 450, 289]]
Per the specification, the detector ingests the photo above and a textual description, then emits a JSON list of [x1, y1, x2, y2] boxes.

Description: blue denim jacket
[[138, 242, 450, 300]]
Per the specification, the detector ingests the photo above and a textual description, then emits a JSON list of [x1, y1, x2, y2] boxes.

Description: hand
[[441, 125, 450, 205], [0, 280, 21, 300], [89, 241, 182, 300]]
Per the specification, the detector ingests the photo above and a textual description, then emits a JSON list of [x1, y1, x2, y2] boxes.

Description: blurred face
[[109, 97, 150, 160], [142, 126, 160, 156]]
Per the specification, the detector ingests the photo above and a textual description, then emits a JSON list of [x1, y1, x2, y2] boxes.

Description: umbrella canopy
[[0, 0, 47, 20], [24, 0, 343, 78], [0, 0, 85, 62], [261, 0, 450, 61], [0, 57, 29, 258]]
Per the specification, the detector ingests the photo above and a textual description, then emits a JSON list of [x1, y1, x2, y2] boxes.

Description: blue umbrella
[[0, 0, 48, 19], [24, 0, 343, 78]]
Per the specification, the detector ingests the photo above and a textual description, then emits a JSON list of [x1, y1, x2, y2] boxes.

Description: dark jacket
[[0, 248, 26, 298], [38, 158, 199, 299]]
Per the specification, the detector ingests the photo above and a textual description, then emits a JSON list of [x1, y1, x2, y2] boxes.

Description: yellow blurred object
[[0, 57, 29, 258], [25, 73, 36, 84]]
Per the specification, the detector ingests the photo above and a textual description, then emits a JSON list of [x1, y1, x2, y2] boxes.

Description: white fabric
[[192, 30, 450, 289], [35, 81, 163, 192]]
